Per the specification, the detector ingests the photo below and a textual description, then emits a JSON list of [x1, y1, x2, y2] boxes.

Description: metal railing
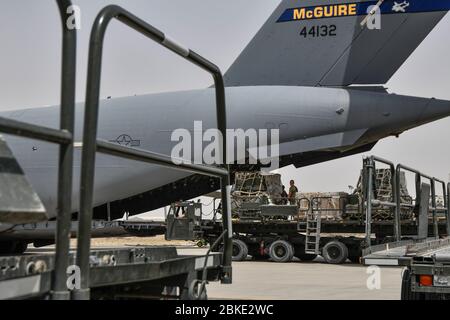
[[74, 5, 232, 300], [363, 156, 449, 249], [363, 156, 398, 245], [0, 0, 76, 300], [396, 164, 448, 239], [448, 183, 450, 236]]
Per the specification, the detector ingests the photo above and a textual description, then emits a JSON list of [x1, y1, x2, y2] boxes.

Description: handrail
[[0, 117, 72, 144], [396, 164, 442, 240], [75, 5, 231, 300], [363, 156, 397, 246], [448, 183, 450, 236], [96, 140, 229, 178], [0, 0, 76, 300], [53, 0, 77, 301], [363, 157, 449, 252]]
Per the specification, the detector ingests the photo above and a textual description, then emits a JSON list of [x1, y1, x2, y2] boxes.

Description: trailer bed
[[206, 219, 448, 238], [363, 238, 450, 266], [0, 246, 222, 300]]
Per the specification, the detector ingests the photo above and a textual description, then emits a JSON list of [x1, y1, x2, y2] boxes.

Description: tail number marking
[[300, 25, 337, 38]]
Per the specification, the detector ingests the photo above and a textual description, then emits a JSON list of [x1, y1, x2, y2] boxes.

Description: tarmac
[[32, 238, 404, 300], [178, 248, 404, 300]]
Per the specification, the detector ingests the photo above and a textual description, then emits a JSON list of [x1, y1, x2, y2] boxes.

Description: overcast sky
[[1, 0, 450, 201]]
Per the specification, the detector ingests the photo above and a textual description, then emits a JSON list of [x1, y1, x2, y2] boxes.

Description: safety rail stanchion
[[52, 0, 77, 300], [0, 0, 76, 300], [396, 164, 442, 240], [372, 156, 398, 240], [363, 156, 398, 247], [75, 5, 231, 300], [364, 158, 374, 247], [433, 178, 447, 237], [447, 183, 450, 236], [431, 179, 438, 237]]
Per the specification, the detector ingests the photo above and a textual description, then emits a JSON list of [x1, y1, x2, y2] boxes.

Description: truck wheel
[[269, 240, 294, 263], [188, 280, 208, 300], [296, 254, 317, 261], [232, 239, 248, 261], [401, 268, 424, 300], [348, 256, 361, 264], [322, 240, 348, 264], [252, 255, 269, 261]]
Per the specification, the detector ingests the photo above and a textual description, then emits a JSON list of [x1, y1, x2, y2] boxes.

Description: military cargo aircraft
[[1, 0, 450, 244]]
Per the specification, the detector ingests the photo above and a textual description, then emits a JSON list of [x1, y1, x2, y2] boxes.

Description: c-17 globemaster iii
[[1, 0, 450, 245]]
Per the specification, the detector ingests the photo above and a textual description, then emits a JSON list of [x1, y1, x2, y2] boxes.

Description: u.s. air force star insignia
[[109, 134, 141, 147]]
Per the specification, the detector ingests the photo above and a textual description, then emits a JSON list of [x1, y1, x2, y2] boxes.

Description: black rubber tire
[[296, 254, 317, 261], [188, 280, 208, 300], [252, 254, 269, 261], [0, 241, 28, 255], [401, 268, 425, 300], [269, 240, 294, 263], [348, 256, 361, 264], [232, 239, 248, 261], [322, 240, 348, 264]]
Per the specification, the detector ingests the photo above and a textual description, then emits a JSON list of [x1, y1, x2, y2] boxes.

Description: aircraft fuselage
[[1, 85, 448, 220]]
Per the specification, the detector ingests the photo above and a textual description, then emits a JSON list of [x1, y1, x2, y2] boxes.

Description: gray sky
[[1, 0, 450, 198]]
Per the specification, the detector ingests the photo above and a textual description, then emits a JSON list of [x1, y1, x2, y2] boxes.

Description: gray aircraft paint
[[224, 0, 448, 87], [2, 86, 450, 218], [0, 0, 450, 232]]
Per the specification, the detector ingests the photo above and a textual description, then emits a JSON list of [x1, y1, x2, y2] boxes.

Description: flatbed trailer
[[0, 1, 232, 300], [202, 219, 449, 264], [197, 156, 450, 264], [0, 246, 222, 300], [362, 238, 450, 299], [224, 219, 448, 236], [360, 171, 450, 300]]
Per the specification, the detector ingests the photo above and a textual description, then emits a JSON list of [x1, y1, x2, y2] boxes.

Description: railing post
[[364, 157, 374, 248], [447, 183, 450, 236], [431, 179, 438, 238], [213, 72, 232, 284], [394, 167, 402, 242], [75, 5, 232, 298], [52, 0, 76, 301], [389, 164, 399, 241]]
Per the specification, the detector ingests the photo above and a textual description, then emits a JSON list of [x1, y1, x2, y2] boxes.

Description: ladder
[[305, 202, 322, 255]]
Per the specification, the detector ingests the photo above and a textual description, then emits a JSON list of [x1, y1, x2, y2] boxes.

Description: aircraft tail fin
[[224, 0, 449, 87]]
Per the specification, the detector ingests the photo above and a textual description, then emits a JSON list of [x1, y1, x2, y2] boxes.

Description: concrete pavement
[[207, 260, 403, 300]]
